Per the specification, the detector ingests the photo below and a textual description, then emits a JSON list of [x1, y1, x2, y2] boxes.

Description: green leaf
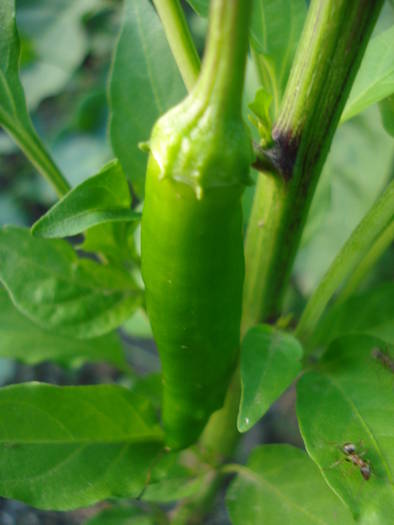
[[0, 226, 142, 338], [32, 160, 140, 239], [248, 87, 273, 145], [341, 26, 394, 122], [109, 0, 186, 197], [0, 0, 31, 130], [84, 506, 154, 525], [0, 0, 69, 196], [372, 1, 394, 36], [142, 449, 210, 503], [130, 373, 162, 413], [0, 382, 163, 510], [238, 325, 303, 433], [227, 444, 353, 525], [16, 0, 94, 110], [297, 335, 394, 522], [0, 286, 128, 370], [185, 1, 209, 17], [79, 221, 139, 267], [379, 94, 394, 136], [250, 0, 307, 114], [312, 282, 394, 348]]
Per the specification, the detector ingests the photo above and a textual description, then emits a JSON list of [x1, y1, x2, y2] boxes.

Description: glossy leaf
[[32, 160, 140, 239], [297, 335, 394, 522], [0, 383, 163, 510], [17, 0, 94, 109], [0, 287, 127, 370], [0, 226, 142, 338], [379, 94, 394, 136], [250, 0, 307, 113], [84, 506, 154, 525], [312, 282, 394, 347], [342, 26, 394, 122], [227, 445, 353, 525], [238, 325, 303, 432], [109, 0, 186, 197]]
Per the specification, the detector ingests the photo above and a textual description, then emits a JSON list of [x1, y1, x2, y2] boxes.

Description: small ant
[[371, 346, 394, 373], [341, 442, 371, 481]]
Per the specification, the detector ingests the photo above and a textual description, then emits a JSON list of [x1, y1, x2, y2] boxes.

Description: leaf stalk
[[152, 0, 200, 92], [296, 180, 394, 344]]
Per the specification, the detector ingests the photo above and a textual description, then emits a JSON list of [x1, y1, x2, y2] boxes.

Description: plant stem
[[296, 180, 394, 344], [195, 0, 252, 117], [152, 0, 200, 92], [3, 117, 70, 197], [171, 368, 241, 525], [242, 0, 384, 329], [241, 172, 285, 332], [337, 220, 394, 303]]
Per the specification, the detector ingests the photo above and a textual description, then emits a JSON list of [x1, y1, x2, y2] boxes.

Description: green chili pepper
[[141, 0, 252, 449]]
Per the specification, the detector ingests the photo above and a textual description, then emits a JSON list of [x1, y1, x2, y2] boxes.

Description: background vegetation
[[0, 0, 393, 523]]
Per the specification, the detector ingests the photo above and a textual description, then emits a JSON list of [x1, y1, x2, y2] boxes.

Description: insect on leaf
[[297, 335, 394, 522]]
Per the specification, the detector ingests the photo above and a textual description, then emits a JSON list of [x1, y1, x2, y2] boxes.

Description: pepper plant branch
[[152, 0, 200, 91], [337, 220, 394, 304], [252, 141, 278, 173], [2, 116, 70, 197], [171, 369, 241, 525], [296, 180, 394, 345], [242, 0, 384, 330]]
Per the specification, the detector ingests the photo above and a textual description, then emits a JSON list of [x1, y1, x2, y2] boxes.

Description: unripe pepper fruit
[[141, 0, 253, 450]]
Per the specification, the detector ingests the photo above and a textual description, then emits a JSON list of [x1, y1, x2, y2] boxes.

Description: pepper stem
[[195, 0, 253, 117]]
